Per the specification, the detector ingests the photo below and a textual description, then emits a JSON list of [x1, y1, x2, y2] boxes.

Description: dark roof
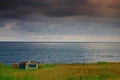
[[19, 61, 40, 64]]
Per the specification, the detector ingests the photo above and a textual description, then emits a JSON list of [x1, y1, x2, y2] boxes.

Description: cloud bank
[[0, 0, 120, 42]]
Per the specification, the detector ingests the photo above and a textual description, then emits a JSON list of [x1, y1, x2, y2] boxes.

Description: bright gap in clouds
[[0, 35, 120, 42]]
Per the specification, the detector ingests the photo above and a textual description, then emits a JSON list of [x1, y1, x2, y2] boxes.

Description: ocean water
[[0, 42, 120, 65]]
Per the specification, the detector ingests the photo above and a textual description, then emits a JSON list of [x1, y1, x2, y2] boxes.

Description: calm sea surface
[[0, 42, 120, 65]]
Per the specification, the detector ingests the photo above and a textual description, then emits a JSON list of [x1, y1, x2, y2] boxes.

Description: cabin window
[[28, 64, 36, 68]]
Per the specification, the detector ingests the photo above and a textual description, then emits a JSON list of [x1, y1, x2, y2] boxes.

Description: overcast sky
[[0, 0, 120, 42]]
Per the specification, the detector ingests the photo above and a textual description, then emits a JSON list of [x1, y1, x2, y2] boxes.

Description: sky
[[0, 0, 120, 42]]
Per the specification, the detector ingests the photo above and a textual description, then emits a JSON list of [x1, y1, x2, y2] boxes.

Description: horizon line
[[0, 41, 120, 43]]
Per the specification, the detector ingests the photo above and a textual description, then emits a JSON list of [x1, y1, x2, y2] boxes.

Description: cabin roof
[[19, 61, 40, 64]]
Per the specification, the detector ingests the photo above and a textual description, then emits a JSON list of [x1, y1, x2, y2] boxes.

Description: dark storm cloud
[[0, 0, 49, 10], [0, 0, 120, 17]]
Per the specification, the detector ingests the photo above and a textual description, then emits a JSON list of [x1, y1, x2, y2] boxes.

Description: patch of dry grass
[[0, 62, 120, 80]]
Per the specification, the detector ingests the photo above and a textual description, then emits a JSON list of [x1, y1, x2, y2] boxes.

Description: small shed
[[19, 61, 39, 70]]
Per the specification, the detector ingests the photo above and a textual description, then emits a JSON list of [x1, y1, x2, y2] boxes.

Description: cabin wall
[[19, 63, 25, 69], [26, 63, 38, 69]]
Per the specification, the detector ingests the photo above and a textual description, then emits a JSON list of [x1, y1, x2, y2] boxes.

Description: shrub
[[97, 62, 109, 65], [13, 63, 19, 69], [0, 62, 3, 67]]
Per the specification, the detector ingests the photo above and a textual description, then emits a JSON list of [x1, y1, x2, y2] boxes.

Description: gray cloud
[[1, 15, 120, 36], [0, 15, 120, 41]]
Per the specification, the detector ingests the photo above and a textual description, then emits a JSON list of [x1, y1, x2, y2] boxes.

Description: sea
[[0, 42, 120, 65]]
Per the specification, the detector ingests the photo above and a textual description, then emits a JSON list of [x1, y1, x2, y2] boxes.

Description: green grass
[[0, 62, 120, 80], [40, 64, 56, 68], [97, 61, 111, 65]]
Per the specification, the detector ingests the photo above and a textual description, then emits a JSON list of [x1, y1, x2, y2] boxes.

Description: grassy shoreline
[[0, 62, 120, 80]]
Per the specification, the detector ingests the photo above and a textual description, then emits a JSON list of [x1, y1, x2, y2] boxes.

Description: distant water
[[0, 42, 120, 65]]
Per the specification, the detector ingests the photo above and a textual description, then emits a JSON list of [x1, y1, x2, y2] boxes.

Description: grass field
[[0, 62, 120, 80]]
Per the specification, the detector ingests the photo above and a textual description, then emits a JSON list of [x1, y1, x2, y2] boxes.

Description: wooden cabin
[[13, 61, 39, 70], [19, 61, 39, 69]]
